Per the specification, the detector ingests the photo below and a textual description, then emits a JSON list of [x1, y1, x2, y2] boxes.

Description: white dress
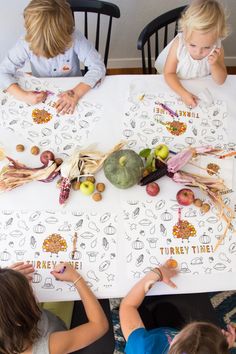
[[155, 33, 220, 79]]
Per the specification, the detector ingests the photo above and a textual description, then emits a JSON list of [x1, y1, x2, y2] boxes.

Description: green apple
[[80, 181, 95, 196], [154, 144, 169, 160]]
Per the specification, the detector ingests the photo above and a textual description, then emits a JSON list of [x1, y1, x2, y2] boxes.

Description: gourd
[[104, 149, 144, 189]]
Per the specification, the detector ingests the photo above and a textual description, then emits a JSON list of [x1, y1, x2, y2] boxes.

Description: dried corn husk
[[0, 157, 59, 192], [172, 170, 235, 251], [59, 142, 125, 205], [60, 142, 125, 179]]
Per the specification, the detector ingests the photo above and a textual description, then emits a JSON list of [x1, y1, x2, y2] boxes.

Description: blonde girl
[[0, 0, 105, 114], [155, 0, 229, 108]]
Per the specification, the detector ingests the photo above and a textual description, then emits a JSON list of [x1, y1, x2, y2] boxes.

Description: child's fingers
[[33, 91, 47, 102], [56, 101, 68, 113], [10, 262, 34, 273], [9, 261, 25, 269], [51, 270, 63, 281], [166, 278, 177, 288], [61, 103, 71, 115]]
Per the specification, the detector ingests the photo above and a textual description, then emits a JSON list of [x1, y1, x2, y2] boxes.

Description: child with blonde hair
[[155, 0, 229, 108], [0, 0, 106, 114]]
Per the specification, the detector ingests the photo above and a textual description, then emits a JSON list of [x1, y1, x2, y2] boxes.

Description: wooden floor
[[107, 67, 236, 75]]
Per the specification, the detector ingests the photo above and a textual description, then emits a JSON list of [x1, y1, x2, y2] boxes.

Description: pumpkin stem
[[119, 156, 127, 166]]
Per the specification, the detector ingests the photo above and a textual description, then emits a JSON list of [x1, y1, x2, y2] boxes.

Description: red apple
[[146, 182, 160, 196], [176, 188, 195, 206], [40, 150, 55, 165]]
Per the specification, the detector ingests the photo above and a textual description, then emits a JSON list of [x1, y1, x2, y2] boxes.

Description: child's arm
[[50, 263, 108, 354], [7, 83, 47, 105], [208, 47, 227, 85], [0, 39, 46, 104], [54, 83, 91, 115], [55, 31, 106, 115], [164, 38, 198, 108], [119, 261, 178, 341]]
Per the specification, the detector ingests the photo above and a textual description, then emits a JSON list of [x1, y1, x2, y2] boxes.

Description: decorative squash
[[104, 149, 144, 189]]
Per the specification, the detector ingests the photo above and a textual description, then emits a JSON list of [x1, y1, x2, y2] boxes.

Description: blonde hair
[[168, 322, 229, 354], [179, 0, 229, 41], [24, 0, 74, 58]]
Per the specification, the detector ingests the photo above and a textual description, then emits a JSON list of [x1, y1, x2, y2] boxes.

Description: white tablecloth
[[0, 74, 235, 301]]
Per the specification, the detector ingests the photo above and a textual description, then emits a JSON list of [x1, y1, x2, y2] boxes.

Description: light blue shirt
[[0, 30, 106, 90]]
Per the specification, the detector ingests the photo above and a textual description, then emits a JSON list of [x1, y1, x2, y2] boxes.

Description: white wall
[[0, 0, 235, 68]]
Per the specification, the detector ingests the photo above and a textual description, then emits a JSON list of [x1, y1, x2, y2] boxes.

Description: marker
[[59, 266, 66, 274], [33, 90, 54, 96], [169, 149, 177, 155], [139, 94, 145, 101], [156, 101, 179, 118]]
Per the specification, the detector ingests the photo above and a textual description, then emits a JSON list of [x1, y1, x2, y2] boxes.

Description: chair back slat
[[147, 38, 152, 74], [84, 12, 88, 38], [69, 0, 120, 69], [174, 21, 178, 36], [137, 5, 187, 74], [104, 16, 112, 67], [155, 32, 158, 61], [164, 26, 168, 48], [142, 49, 146, 74], [95, 13, 100, 51]]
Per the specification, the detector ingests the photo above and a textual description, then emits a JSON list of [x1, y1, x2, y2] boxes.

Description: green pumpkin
[[104, 149, 144, 189]]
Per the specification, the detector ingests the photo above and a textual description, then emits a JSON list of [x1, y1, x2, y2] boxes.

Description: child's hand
[[222, 324, 236, 348], [159, 260, 179, 288], [51, 262, 81, 283], [9, 262, 35, 281], [55, 90, 79, 115], [208, 47, 222, 66], [25, 91, 47, 105], [181, 91, 198, 108]]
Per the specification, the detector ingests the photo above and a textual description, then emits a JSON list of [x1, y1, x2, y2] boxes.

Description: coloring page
[[122, 86, 230, 152], [122, 197, 236, 280], [0, 209, 118, 300], [0, 74, 103, 157]]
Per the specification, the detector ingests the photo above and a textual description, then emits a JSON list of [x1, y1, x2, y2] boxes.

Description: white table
[[0, 74, 235, 301]]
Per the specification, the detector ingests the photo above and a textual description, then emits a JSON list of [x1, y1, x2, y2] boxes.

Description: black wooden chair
[[68, 0, 120, 70], [137, 6, 187, 74]]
